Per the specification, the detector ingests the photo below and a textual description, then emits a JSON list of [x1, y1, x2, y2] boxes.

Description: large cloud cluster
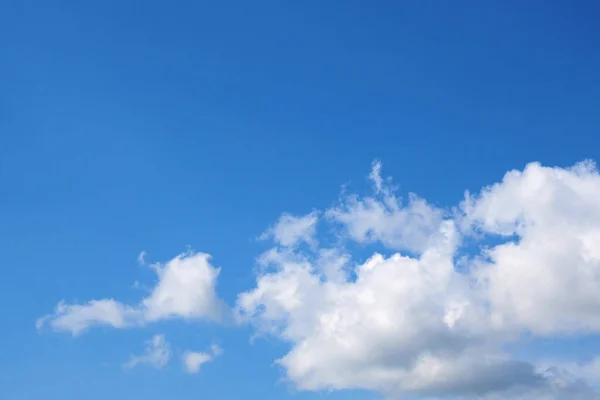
[[238, 160, 600, 399], [39, 160, 600, 399]]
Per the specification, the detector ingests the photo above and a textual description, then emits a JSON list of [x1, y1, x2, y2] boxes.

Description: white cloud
[[37, 159, 600, 398], [137, 250, 147, 265], [37, 251, 227, 335], [239, 160, 600, 399], [124, 334, 171, 370], [210, 343, 223, 356], [368, 159, 385, 193], [327, 161, 444, 253], [463, 161, 600, 335], [238, 221, 537, 397], [259, 211, 319, 248], [182, 344, 223, 374], [36, 299, 140, 336], [141, 252, 227, 322], [182, 351, 212, 374]]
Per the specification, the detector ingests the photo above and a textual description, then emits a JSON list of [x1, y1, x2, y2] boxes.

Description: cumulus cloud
[[238, 221, 534, 397], [463, 161, 600, 335], [238, 160, 600, 399], [37, 158, 600, 399], [37, 251, 227, 335], [182, 344, 223, 374], [141, 252, 227, 322], [326, 161, 444, 253], [124, 334, 171, 370], [259, 211, 319, 248]]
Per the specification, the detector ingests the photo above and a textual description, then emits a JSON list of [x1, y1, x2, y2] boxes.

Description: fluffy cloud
[[35, 299, 139, 335], [238, 160, 600, 399], [141, 252, 227, 322], [124, 334, 171, 370], [463, 161, 600, 335], [37, 251, 227, 335], [238, 221, 538, 397], [259, 211, 319, 248], [182, 344, 223, 374], [326, 160, 444, 253], [37, 159, 600, 399]]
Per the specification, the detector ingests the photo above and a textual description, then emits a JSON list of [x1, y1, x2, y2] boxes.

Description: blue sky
[[2, 1, 600, 399]]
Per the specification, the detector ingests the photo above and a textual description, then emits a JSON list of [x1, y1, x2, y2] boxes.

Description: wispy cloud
[[124, 334, 171, 370]]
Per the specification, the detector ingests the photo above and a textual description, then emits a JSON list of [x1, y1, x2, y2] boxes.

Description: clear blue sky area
[[2, 1, 600, 399]]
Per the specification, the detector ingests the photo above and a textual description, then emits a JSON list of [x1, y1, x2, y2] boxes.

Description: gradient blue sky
[[2, 1, 600, 399]]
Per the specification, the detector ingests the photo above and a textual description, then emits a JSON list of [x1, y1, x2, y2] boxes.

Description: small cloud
[[37, 299, 140, 336], [137, 250, 147, 265], [124, 334, 171, 370], [37, 251, 229, 335], [259, 211, 319, 248], [210, 343, 223, 356], [368, 159, 384, 193], [182, 343, 223, 374], [35, 315, 51, 331]]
